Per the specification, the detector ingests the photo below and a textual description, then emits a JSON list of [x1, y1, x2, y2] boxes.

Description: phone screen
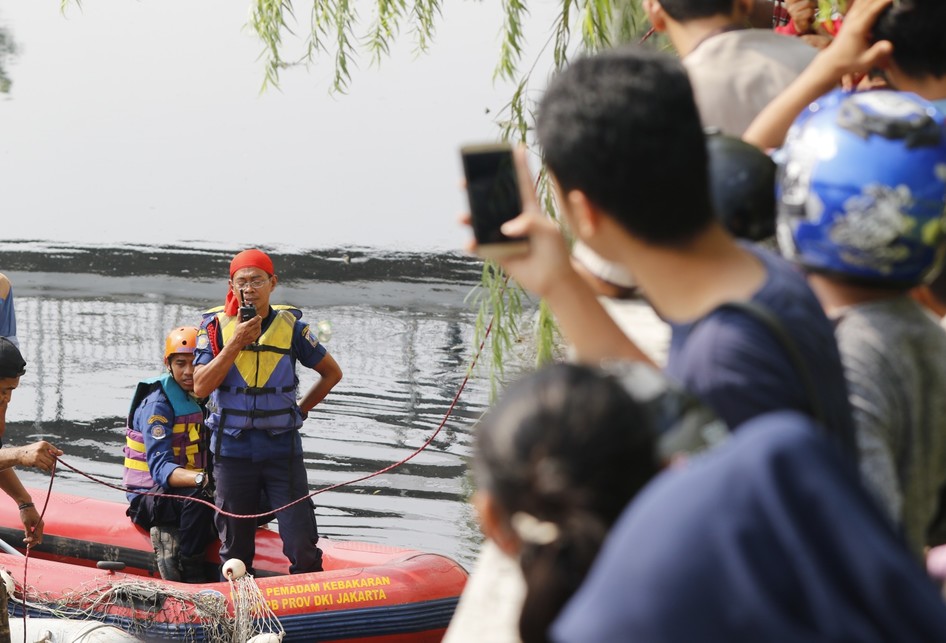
[[461, 144, 528, 256]]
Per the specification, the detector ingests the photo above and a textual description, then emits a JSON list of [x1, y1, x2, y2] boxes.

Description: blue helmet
[[776, 89, 946, 286]]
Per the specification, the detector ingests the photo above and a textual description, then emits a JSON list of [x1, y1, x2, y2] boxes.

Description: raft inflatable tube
[[0, 489, 467, 642]]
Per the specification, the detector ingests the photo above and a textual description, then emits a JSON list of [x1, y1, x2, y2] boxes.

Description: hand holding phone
[[461, 142, 529, 259]]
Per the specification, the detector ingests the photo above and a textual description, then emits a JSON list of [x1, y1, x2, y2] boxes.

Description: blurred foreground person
[[554, 410, 946, 641], [448, 362, 723, 642]]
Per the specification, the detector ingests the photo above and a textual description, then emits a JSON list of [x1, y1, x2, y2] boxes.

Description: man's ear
[[642, 0, 667, 31], [564, 189, 603, 240], [473, 490, 520, 557]]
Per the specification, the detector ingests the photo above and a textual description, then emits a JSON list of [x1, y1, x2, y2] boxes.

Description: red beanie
[[225, 249, 275, 315]]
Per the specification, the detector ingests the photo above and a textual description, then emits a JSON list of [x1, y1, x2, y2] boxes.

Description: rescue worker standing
[[193, 249, 342, 577], [124, 326, 215, 583]]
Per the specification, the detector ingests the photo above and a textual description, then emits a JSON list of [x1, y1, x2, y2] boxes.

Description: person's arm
[[192, 316, 262, 398], [0, 441, 62, 473], [299, 352, 343, 416], [476, 147, 655, 366], [0, 440, 63, 547], [0, 468, 44, 546], [743, 0, 894, 150], [139, 394, 202, 489], [0, 272, 17, 345]]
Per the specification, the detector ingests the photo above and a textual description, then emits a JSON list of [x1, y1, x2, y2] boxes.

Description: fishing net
[[227, 572, 284, 643], [6, 573, 284, 643]]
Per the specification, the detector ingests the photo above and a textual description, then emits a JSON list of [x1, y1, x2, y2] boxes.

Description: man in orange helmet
[[123, 326, 215, 583]]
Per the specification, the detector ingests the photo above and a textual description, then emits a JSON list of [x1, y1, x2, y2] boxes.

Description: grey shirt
[[836, 297, 946, 557]]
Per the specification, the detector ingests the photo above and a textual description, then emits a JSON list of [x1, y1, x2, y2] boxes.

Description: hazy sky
[[0, 0, 557, 251]]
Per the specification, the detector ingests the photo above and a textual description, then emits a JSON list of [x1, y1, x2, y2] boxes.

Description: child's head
[[536, 47, 714, 247], [874, 0, 946, 82], [776, 89, 946, 288], [473, 363, 661, 642]]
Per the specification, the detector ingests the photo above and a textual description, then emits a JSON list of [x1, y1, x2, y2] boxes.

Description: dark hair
[[874, 0, 946, 80], [474, 364, 660, 643], [659, 0, 737, 21], [536, 47, 714, 246]]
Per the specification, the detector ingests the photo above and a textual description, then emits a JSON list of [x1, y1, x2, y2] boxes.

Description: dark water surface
[[2, 242, 491, 568]]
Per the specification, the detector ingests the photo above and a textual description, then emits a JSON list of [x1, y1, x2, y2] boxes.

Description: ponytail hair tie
[[511, 511, 560, 545]]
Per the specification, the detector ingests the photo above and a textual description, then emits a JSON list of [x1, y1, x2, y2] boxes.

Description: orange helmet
[[164, 326, 199, 360]]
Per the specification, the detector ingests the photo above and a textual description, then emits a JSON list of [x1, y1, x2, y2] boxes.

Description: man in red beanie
[[193, 249, 343, 576]]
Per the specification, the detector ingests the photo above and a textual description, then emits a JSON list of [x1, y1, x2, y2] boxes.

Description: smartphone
[[461, 143, 529, 259]]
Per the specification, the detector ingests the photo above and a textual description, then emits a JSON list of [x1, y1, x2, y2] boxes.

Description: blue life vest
[[204, 309, 304, 435], [122, 373, 206, 490]]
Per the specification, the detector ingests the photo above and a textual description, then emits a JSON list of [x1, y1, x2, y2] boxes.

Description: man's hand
[[787, 0, 817, 34], [231, 316, 263, 348], [20, 506, 43, 547], [16, 441, 62, 473], [464, 145, 574, 298], [818, 0, 894, 76]]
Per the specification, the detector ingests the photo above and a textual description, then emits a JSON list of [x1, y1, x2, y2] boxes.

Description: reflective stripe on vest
[[205, 309, 303, 434], [122, 373, 206, 490]]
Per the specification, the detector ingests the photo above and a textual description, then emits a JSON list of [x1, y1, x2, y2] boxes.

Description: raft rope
[[49, 304, 498, 521]]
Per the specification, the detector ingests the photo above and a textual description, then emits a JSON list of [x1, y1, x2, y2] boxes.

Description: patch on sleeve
[[302, 325, 320, 348], [150, 425, 167, 440], [196, 333, 210, 351], [147, 415, 169, 425]]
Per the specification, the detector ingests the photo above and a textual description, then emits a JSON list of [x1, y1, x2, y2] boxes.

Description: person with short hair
[[481, 46, 856, 451], [644, 0, 817, 135], [872, 0, 946, 122], [0, 337, 63, 548], [193, 249, 342, 577], [123, 326, 216, 582]]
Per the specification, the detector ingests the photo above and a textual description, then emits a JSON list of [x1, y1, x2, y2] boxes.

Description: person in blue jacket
[[124, 326, 215, 583]]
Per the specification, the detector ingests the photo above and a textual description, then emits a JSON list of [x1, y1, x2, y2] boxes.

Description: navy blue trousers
[[128, 486, 217, 558], [213, 455, 322, 576]]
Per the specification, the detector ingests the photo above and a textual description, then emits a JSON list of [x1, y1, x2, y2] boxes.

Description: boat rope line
[[47, 294, 502, 522], [17, 457, 57, 643]]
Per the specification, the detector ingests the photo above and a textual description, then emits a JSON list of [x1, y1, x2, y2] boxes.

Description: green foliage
[[241, 0, 652, 394], [248, 0, 444, 94], [0, 25, 15, 95], [59, 0, 654, 393]]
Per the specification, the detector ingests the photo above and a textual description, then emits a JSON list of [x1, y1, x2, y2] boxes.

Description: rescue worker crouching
[[124, 326, 216, 583]]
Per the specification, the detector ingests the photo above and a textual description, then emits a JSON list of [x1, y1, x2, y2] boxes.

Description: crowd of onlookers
[[448, 0, 946, 640]]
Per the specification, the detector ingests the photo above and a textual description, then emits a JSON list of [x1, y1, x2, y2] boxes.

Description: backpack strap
[[713, 300, 828, 428]]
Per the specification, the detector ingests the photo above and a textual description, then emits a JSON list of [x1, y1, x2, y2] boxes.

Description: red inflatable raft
[[0, 489, 467, 642]]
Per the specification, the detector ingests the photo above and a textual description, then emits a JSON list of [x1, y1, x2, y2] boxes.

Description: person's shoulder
[[748, 247, 823, 309], [135, 382, 173, 418], [689, 29, 816, 76], [272, 305, 303, 318], [727, 28, 818, 59]]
